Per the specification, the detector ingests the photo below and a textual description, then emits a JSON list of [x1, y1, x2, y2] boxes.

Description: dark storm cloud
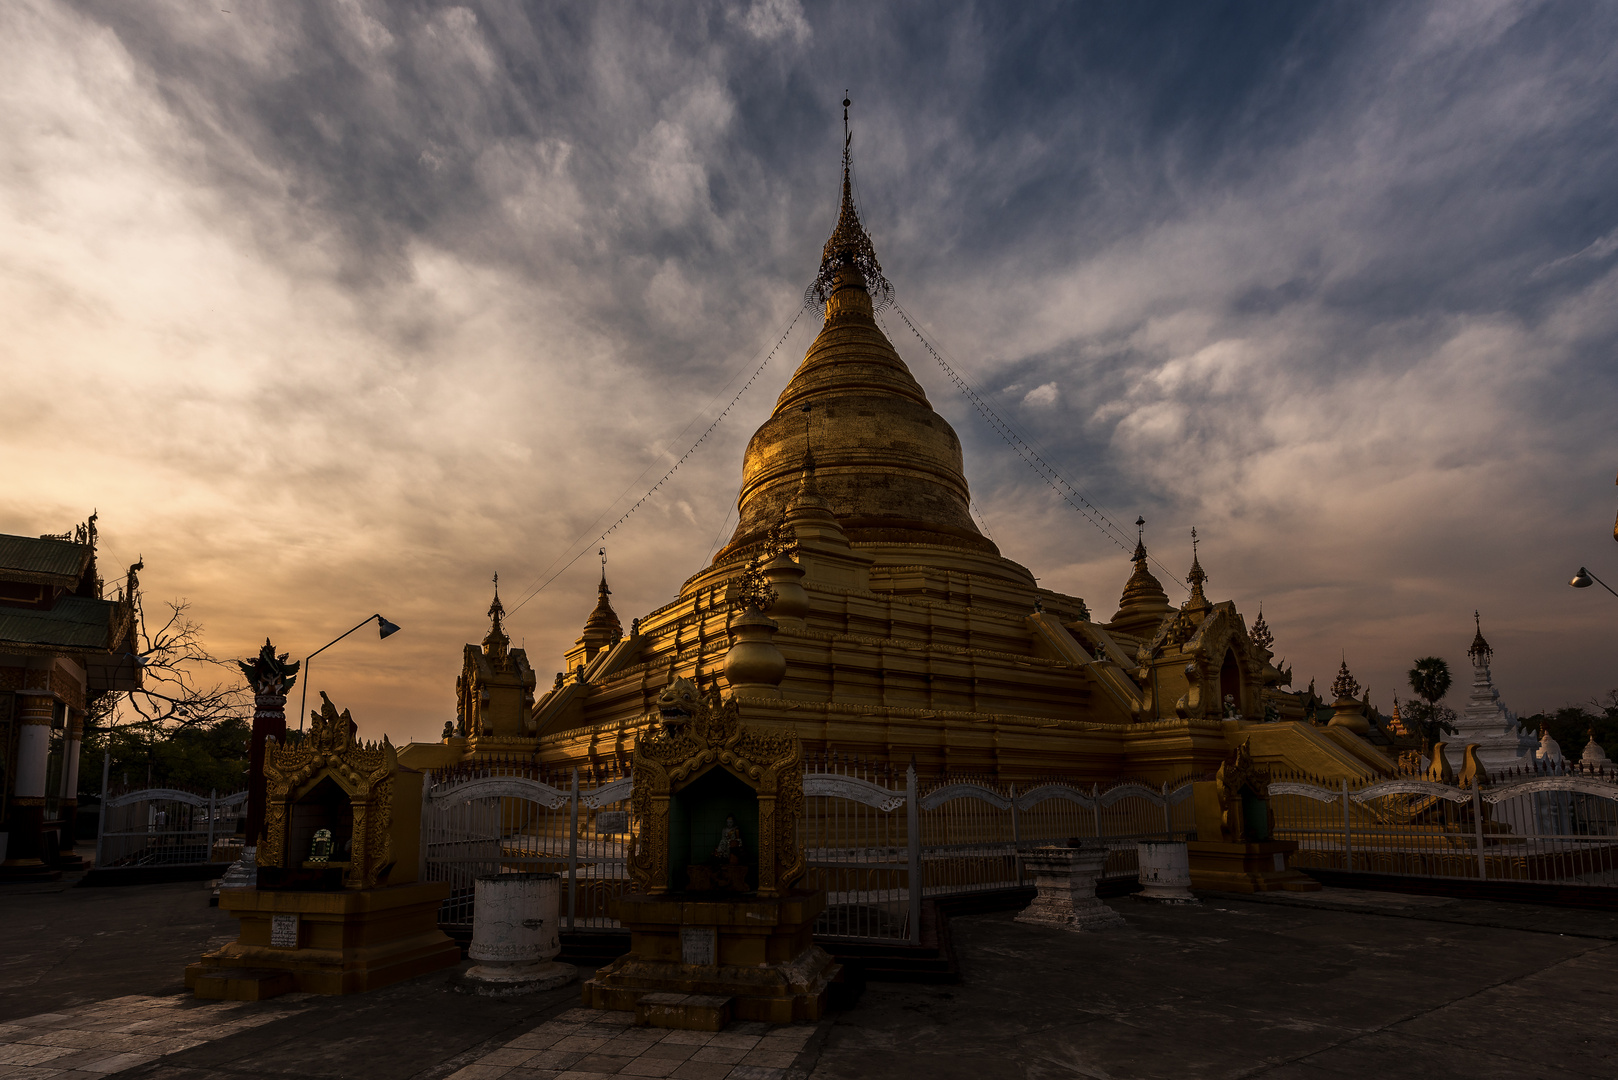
[[5, 0, 1616, 739]]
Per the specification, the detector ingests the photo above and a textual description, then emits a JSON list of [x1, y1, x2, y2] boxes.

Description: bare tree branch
[[92, 598, 250, 736]]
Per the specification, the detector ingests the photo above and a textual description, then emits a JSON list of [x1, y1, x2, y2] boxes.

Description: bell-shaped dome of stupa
[[714, 139, 993, 563]]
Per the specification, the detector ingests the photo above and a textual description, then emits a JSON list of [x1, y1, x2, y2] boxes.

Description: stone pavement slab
[[0, 881, 237, 1021], [4, 880, 1614, 1078], [806, 897, 1617, 1080]]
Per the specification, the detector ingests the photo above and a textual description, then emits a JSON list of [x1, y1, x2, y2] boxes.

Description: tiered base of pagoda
[[1187, 840, 1322, 893], [583, 890, 840, 1025], [185, 881, 460, 999]]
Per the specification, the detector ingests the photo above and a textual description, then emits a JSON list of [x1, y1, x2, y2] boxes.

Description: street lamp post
[[1569, 567, 1618, 599], [296, 614, 402, 730]]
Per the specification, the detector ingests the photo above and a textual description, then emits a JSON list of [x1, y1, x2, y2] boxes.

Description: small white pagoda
[[1444, 613, 1535, 773]]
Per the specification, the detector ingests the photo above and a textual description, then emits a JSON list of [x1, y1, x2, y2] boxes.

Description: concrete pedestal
[[1186, 840, 1321, 893], [460, 872, 575, 996], [1015, 845, 1127, 932], [583, 890, 839, 1025], [185, 880, 460, 999], [1135, 841, 1198, 903]]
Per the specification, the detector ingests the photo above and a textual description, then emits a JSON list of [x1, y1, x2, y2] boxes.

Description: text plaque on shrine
[[680, 927, 716, 966], [270, 913, 299, 949]]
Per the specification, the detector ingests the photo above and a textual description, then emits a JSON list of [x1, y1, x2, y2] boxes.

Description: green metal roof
[[0, 595, 120, 652], [0, 534, 88, 585]]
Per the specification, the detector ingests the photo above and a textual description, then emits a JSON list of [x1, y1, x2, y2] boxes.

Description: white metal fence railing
[[94, 786, 246, 867], [1270, 773, 1618, 886], [802, 755, 1198, 944], [420, 754, 1198, 945], [412, 756, 1618, 946], [421, 758, 632, 932]]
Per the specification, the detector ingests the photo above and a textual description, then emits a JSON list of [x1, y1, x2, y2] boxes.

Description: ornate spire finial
[[807, 95, 893, 312], [1132, 516, 1147, 563], [1468, 610, 1493, 664], [1251, 605, 1274, 652], [1331, 657, 1361, 702], [484, 573, 510, 656]]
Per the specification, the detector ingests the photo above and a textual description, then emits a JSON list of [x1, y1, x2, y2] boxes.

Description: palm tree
[[1407, 656, 1455, 754]]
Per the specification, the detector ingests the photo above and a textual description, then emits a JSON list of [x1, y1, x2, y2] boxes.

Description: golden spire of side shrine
[[482, 572, 510, 662], [1183, 527, 1211, 612]]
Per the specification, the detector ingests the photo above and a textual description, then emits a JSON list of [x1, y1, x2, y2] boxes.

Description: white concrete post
[[13, 696, 51, 801]]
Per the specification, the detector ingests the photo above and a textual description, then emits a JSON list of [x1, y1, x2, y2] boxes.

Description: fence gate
[[421, 766, 633, 932]]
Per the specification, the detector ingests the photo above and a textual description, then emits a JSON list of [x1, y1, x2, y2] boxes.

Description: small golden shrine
[[584, 678, 838, 1027], [186, 694, 459, 1000], [627, 678, 804, 898], [1188, 739, 1319, 893], [258, 692, 417, 890]]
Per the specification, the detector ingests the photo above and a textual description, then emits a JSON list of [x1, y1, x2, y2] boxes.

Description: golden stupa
[[405, 132, 1394, 786]]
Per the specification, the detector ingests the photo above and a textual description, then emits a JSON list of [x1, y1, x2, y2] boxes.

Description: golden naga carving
[[1457, 743, 1489, 789], [261, 692, 398, 890], [628, 677, 804, 898], [1211, 739, 1272, 843]]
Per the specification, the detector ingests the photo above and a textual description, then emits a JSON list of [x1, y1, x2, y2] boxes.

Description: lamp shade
[[377, 615, 402, 638], [1570, 568, 1593, 588]]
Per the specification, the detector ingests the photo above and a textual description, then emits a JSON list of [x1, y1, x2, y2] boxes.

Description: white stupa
[[1579, 730, 1609, 768], [1536, 726, 1564, 765], [1444, 612, 1535, 772]]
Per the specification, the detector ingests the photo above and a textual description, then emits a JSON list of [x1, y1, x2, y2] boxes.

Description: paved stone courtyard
[[1, 876, 1614, 1079]]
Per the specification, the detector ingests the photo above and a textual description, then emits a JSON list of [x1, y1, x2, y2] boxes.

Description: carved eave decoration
[[261, 692, 399, 890], [1140, 601, 1281, 718], [628, 677, 804, 899]]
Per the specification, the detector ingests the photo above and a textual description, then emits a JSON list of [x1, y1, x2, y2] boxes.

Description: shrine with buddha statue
[[186, 694, 459, 1000]]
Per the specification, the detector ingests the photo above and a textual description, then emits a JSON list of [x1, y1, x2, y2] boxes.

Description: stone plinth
[[185, 881, 461, 998], [1135, 841, 1198, 903], [1015, 845, 1127, 932], [583, 890, 839, 1025], [1186, 840, 1321, 894]]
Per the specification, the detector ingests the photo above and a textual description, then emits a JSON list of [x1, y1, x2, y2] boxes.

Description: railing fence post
[[1009, 783, 1021, 888], [568, 767, 580, 932], [1161, 782, 1173, 839], [906, 761, 921, 946], [1341, 778, 1352, 874], [94, 749, 110, 868], [207, 789, 216, 857], [1473, 782, 1487, 882]]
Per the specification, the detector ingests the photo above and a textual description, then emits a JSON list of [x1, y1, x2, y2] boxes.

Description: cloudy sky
[[4, 0, 1615, 744]]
